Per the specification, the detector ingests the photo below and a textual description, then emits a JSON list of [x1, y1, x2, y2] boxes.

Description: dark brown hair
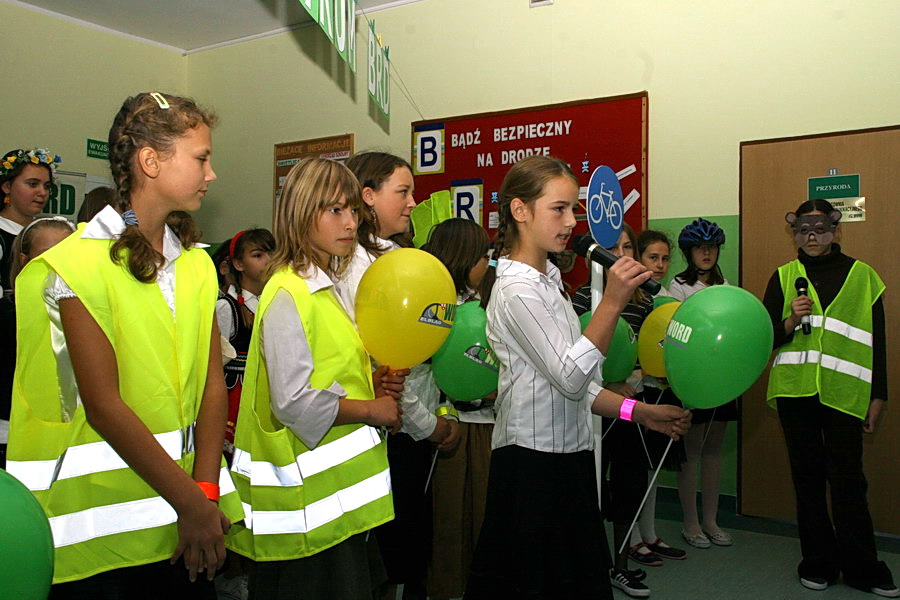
[[77, 186, 116, 223], [637, 229, 671, 257], [479, 155, 578, 307], [9, 218, 75, 289], [346, 151, 414, 252], [108, 92, 216, 282], [421, 218, 490, 298]]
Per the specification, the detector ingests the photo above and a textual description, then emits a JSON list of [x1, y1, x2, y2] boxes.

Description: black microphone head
[[794, 277, 808, 292], [572, 234, 594, 257]]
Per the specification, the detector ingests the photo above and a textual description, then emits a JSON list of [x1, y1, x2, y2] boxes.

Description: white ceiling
[[9, 0, 422, 53]]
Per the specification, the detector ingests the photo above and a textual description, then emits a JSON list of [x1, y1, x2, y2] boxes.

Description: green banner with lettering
[[298, 0, 357, 72]]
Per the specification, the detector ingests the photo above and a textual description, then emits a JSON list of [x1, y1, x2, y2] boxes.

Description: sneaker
[[610, 568, 651, 598], [629, 543, 663, 567], [872, 583, 900, 598], [800, 576, 829, 591], [646, 538, 687, 560], [681, 529, 711, 549]]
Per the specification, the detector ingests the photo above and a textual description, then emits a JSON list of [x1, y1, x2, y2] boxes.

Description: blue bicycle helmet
[[678, 218, 725, 251]]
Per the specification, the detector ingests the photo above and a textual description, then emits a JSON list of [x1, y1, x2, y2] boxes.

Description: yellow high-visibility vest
[[767, 259, 884, 419], [8, 231, 243, 583], [227, 266, 393, 561]]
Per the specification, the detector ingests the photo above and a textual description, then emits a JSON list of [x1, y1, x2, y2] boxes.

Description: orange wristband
[[197, 481, 220, 502]]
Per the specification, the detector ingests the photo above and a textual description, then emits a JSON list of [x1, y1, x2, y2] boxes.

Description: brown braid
[[479, 155, 578, 308], [107, 92, 217, 283]]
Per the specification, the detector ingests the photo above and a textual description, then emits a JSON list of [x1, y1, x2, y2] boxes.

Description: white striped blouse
[[486, 258, 603, 453]]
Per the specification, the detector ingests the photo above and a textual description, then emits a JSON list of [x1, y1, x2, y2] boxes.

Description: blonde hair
[[269, 158, 362, 278]]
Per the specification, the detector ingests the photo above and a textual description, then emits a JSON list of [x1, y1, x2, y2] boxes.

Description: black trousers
[[375, 432, 433, 597], [777, 396, 891, 589]]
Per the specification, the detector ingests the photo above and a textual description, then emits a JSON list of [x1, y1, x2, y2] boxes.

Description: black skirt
[[465, 445, 613, 600]]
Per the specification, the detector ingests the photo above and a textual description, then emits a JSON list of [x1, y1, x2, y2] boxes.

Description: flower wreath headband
[[1, 148, 63, 179]]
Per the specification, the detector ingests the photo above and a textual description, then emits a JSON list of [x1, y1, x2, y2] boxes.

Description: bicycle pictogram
[[588, 181, 623, 230]]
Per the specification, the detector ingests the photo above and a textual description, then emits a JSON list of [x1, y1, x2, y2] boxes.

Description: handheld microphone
[[572, 234, 661, 295], [794, 277, 811, 335]]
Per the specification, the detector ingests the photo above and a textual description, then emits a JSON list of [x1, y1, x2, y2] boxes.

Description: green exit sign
[[87, 138, 108, 160]]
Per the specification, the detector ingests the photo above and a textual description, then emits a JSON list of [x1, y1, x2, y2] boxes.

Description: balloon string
[[619, 437, 673, 556], [700, 407, 718, 451], [424, 448, 439, 494]]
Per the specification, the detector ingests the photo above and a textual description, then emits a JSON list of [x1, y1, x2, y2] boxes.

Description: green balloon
[[432, 302, 499, 402], [602, 317, 638, 382], [0, 469, 54, 598], [579, 312, 638, 382], [663, 286, 773, 409], [653, 295, 678, 309]]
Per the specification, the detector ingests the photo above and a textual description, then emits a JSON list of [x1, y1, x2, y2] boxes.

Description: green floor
[[616, 489, 900, 599]]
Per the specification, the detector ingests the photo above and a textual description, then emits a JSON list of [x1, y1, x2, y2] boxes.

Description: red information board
[[411, 93, 647, 291]]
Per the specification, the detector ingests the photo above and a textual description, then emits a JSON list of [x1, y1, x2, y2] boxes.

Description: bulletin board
[[273, 134, 354, 208], [411, 93, 647, 291]]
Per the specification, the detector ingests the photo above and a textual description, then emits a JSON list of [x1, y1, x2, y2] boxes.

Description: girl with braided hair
[[7, 92, 242, 597], [465, 155, 690, 600]]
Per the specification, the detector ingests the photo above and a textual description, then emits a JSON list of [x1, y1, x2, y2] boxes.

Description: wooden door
[[739, 126, 899, 534]]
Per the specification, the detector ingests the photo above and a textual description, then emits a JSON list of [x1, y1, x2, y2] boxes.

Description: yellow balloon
[[355, 248, 457, 368], [637, 301, 681, 377]]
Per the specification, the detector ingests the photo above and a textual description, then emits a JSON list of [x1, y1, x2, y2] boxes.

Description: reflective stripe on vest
[[7, 424, 196, 491], [773, 351, 872, 383], [231, 425, 382, 487], [794, 315, 873, 347], [49, 467, 236, 548], [241, 468, 391, 535]]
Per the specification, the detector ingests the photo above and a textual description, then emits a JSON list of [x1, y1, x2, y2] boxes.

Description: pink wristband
[[620, 398, 638, 422]]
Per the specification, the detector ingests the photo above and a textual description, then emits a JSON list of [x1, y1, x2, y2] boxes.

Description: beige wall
[[3, 0, 898, 240], [0, 2, 186, 181]]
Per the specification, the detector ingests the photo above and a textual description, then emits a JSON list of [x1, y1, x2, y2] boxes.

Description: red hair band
[[228, 230, 249, 260]]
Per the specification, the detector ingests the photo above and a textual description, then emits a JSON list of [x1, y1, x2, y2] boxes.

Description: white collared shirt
[[261, 265, 348, 449], [216, 285, 260, 340], [335, 236, 396, 323], [487, 258, 603, 453]]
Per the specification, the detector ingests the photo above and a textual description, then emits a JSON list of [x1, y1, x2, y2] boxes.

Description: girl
[[628, 230, 687, 566], [0, 217, 75, 470], [465, 155, 690, 600], [420, 218, 492, 599], [215, 228, 275, 459], [7, 92, 242, 595], [590, 224, 668, 597], [763, 200, 896, 597], [227, 158, 405, 600], [0, 147, 60, 292], [341, 152, 457, 600], [668, 218, 736, 549]]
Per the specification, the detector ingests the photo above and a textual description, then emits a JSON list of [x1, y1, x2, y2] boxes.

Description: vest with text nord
[[7, 231, 243, 583], [227, 267, 393, 561], [766, 259, 884, 419]]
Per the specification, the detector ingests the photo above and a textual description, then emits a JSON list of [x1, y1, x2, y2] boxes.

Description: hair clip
[[122, 209, 139, 226], [149, 92, 170, 110], [488, 259, 498, 268]]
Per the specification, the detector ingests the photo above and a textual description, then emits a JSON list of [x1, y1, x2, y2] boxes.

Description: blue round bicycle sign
[[586, 165, 624, 248]]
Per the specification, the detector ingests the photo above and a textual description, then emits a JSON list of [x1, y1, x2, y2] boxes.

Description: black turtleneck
[[763, 244, 887, 401]]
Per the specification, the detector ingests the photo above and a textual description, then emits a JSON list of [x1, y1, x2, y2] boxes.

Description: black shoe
[[610, 568, 650, 598], [645, 538, 687, 560]]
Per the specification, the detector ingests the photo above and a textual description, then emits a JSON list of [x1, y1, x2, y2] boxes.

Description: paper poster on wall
[[273, 134, 354, 209], [38, 170, 85, 221], [411, 93, 648, 290]]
